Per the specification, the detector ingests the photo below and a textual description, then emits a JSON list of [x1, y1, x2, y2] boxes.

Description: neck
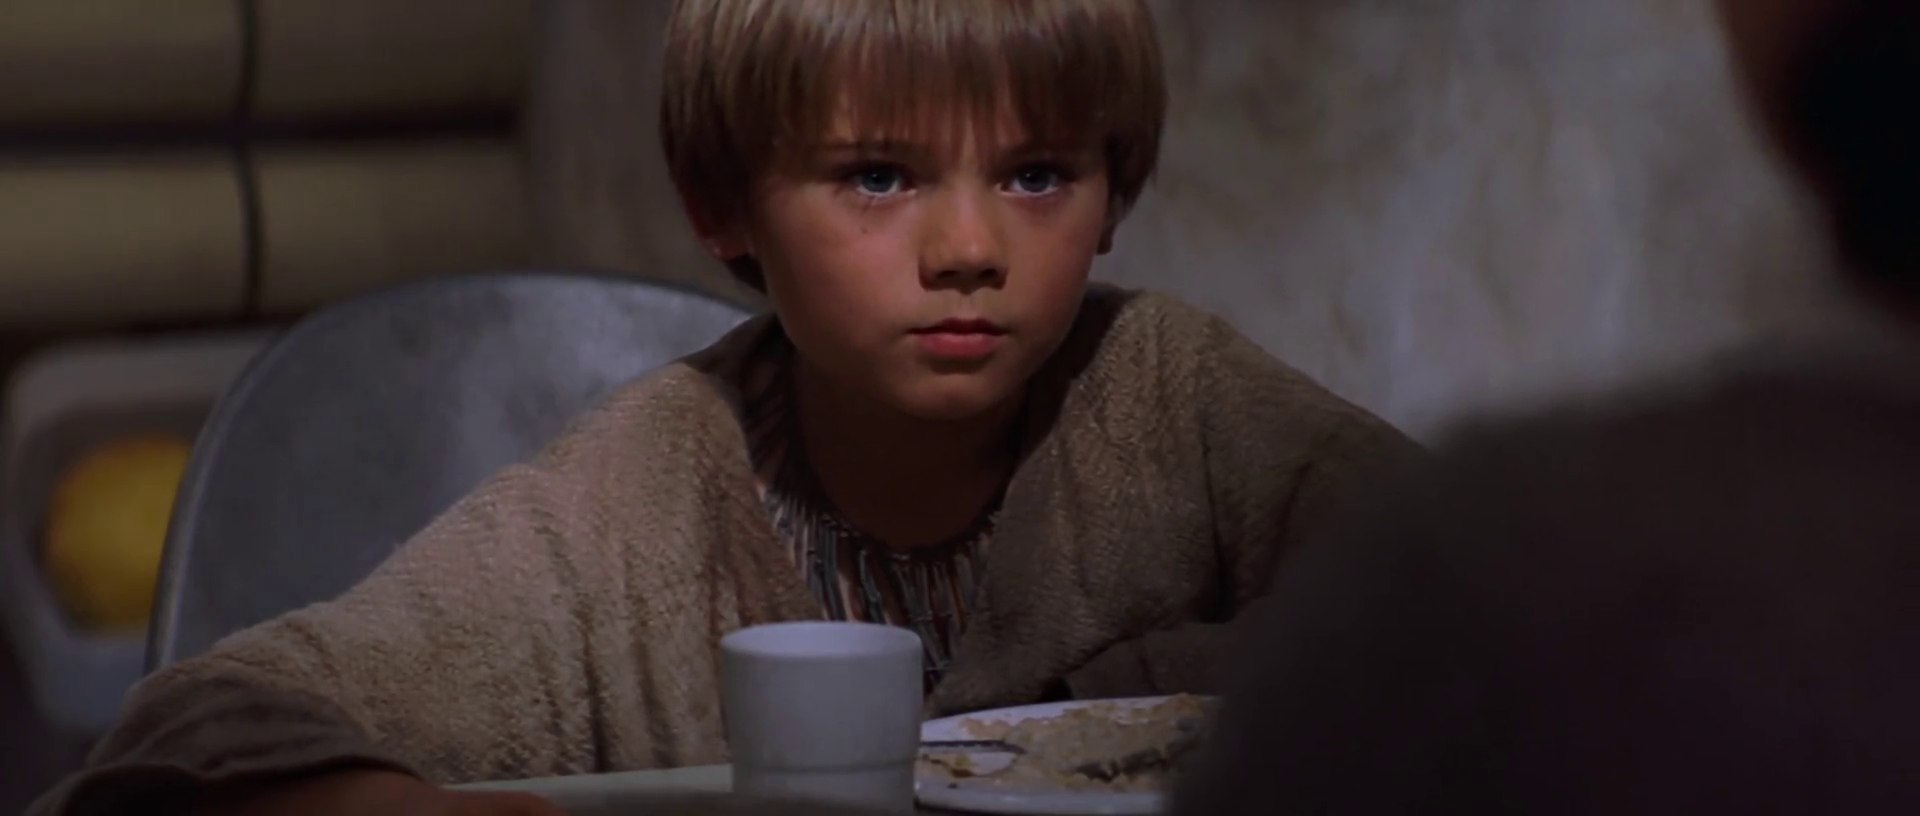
[[791, 360, 1022, 549]]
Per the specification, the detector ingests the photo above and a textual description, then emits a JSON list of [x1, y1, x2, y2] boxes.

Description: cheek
[[762, 272, 884, 386], [1009, 193, 1108, 291], [757, 199, 868, 298], [754, 207, 909, 354]]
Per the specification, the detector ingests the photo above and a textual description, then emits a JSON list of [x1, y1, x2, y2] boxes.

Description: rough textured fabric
[[31, 286, 1416, 815], [1174, 342, 1920, 814]]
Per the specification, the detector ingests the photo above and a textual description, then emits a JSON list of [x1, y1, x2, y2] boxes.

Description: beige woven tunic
[[31, 286, 1417, 815]]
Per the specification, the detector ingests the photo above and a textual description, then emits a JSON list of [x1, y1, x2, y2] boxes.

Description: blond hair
[[660, 0, 1167, 288]]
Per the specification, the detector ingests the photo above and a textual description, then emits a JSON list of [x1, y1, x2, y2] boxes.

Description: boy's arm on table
[[1064, 315, 1421, 699], [29, 462, 620, 815]]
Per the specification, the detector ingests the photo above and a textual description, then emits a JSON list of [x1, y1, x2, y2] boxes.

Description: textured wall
[[528, 1, 1860, 438]]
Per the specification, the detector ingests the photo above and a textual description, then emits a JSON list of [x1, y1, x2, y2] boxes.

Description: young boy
[[33, 1, 1413, 813]]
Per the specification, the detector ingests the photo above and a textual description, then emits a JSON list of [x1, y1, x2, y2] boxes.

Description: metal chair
[[147, 272, 754, 668]]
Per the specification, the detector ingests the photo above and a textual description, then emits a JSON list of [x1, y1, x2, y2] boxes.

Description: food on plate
[[918, 695, 1216, 792]]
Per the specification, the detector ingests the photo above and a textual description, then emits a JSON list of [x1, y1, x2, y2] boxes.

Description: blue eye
[[1008, 165, 1063, 195], [850, 166, 905, 196]]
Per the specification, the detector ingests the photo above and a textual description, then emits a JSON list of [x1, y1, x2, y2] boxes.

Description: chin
[[893, 380, 1020, 424]]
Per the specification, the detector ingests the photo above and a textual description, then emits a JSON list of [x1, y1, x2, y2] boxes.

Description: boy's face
[[706, 103, 1111, 422]]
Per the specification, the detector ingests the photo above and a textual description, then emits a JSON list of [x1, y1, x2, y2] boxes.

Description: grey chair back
[[148, 272, 754, 669]]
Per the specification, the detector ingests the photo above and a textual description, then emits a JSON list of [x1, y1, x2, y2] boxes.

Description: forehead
[[825, 93, 1032, 147], [780, 83, 1102, 164]]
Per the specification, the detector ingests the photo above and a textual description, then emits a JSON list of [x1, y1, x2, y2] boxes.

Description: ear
[[676, 182, 754, 263]]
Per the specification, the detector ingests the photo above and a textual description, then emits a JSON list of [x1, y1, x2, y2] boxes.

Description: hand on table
[[200, 768, 566, 816]]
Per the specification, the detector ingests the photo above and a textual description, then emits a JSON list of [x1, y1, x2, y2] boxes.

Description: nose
[[918, 185, 1007, 290]]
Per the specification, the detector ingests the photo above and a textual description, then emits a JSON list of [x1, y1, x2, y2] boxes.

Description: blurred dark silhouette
[[1175, 1, 1920, 812]]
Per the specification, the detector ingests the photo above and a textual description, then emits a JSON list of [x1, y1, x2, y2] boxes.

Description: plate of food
[[915, 694, 1216, 815]]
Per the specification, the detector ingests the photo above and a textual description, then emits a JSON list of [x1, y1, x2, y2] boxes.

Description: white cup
[[721, 621, 924, 813]]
